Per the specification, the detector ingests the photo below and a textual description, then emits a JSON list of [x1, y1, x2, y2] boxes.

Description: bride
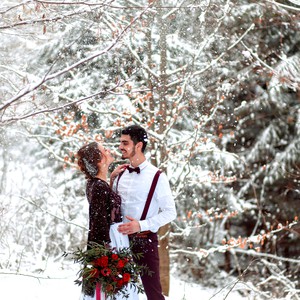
[[77, 142, 139, 300]]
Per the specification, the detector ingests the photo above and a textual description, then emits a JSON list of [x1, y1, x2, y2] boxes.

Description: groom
[[114, 125, 176, 300]]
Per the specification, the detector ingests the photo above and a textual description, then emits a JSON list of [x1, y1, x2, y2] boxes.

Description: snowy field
[[0, 265, 247, 300]]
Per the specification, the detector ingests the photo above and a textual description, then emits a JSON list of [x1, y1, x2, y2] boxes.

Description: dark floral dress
[[86, 178, 122, 246]]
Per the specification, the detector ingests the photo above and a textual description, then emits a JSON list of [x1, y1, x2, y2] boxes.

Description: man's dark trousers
[[130, 232, 165, 300]]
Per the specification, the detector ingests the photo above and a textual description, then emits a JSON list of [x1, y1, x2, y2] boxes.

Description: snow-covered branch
[[171, 220, 300, 262], [0, 83, 119, 125], [167, 22, 255, 88], [0, 3, 152, 119], [0, 270, 65, 280], [0, 9, 94, 30], [258, 259, 300, 299], [266, 0, 300, 11], [22, 196, 88, 231], [126, 41, 159, 79]]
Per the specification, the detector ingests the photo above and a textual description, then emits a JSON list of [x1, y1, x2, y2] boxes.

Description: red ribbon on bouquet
[[96, 282, 101, 300]]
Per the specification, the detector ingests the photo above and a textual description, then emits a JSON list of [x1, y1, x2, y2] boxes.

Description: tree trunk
[[224, 221, 231, 273], [156, 1, 170, 295], [0, 130, 7, 193], [158, 223, 170, 296]]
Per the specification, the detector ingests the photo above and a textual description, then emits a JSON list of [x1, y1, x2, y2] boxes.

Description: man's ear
[[136, 141, 143, 151]]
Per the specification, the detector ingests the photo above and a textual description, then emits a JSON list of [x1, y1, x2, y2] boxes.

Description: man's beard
[[122, 148, 135, 160]]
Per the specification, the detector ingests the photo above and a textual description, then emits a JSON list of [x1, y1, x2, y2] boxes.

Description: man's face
[[119, 134, 136, 159]]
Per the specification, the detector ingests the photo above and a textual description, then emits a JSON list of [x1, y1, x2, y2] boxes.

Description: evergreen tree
[[1, 1, 299, 298]]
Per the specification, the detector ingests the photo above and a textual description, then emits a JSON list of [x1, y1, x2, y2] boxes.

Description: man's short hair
[[121, 125, 148, 152]]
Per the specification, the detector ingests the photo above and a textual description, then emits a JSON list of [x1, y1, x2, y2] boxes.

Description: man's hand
[[118, 216, 141, 235]]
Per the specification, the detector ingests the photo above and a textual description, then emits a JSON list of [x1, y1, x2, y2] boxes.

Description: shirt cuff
[[139, 220, 149, 232]]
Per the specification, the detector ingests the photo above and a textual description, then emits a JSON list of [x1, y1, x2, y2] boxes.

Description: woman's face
[[98, 144, 114, 166]]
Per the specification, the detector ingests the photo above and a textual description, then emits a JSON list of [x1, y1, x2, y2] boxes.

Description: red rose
[[111, 276, 118, 282], [93, 258, 101, 266], [117, 260, 125, 268], [123, 273, 131, 283], [94, 256, 109, 267], [111, 254, 119, 260], [117, 279, 124, 288], [101, 267, 112, 277]]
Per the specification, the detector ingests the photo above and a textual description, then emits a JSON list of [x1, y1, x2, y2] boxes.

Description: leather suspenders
[[116, 169, 161, 220], [140, 170, 161, 220], [115, 170, 125, 193]]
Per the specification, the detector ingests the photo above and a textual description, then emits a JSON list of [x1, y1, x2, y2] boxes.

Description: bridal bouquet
[[68, 242, 146, 299]]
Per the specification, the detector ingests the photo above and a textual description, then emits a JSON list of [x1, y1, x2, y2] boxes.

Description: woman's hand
[[110, 164, 129, 187]]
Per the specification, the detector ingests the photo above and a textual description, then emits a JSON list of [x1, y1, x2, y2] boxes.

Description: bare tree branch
[[0, 83, 119, 125], [167, 23, 255, 88], [21, 196, 88, 231], [0, 0, 32, 14], [0, 270, 66, 280], [0, 9, 93, 30], [0, 3, 152, 122], [266, 0, 300, 11], [170, 221, 300, 264]]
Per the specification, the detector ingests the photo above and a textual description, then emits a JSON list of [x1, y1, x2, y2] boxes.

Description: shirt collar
[[129, 160, 148, 171]]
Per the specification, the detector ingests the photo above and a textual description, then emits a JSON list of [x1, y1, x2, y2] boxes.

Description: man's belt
[[130, 230, 152, 238]]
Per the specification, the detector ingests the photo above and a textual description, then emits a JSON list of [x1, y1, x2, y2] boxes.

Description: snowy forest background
[[0, 0, 300, 299]]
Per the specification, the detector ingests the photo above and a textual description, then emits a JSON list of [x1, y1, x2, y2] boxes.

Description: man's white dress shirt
[[114, 160, 176, 233]]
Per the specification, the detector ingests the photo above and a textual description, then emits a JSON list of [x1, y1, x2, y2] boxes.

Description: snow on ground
[[0, 266, 246, 300]]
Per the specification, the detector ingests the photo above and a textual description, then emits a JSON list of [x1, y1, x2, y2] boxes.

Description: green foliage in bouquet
[[68, 242, 149, 299]]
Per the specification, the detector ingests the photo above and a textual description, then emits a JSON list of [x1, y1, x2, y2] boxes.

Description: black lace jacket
[[86, 178, 122, 245]]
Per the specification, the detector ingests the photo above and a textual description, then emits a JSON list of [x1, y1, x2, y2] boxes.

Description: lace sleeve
[[110, 189, 122, 223], [87, 180, 111, 245]]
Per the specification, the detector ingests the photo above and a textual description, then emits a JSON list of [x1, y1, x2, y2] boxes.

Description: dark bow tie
[[127, 166, 141, 174]]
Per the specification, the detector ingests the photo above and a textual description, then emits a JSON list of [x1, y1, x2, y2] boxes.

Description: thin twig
[[21, 196, 88, 231], [0, 3, 152, 115]]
